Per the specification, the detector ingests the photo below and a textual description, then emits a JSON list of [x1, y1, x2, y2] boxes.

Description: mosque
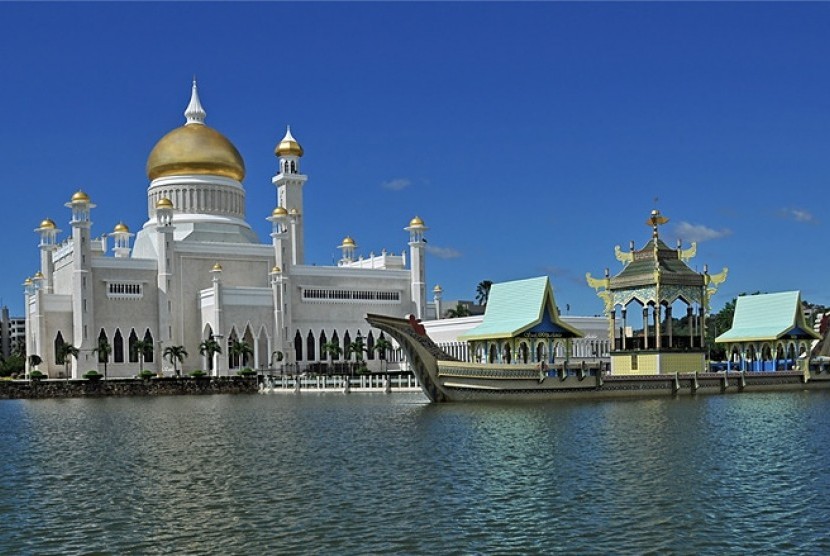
[[24, 81, 430, 378]]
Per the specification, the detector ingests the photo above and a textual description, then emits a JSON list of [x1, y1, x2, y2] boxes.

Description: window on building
[[128, 329, 139, 363], [114, 329, 124, 363], [143, 330, 154, 363], [294, 330, 303, 362]]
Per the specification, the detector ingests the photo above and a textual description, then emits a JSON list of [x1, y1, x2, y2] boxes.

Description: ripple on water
[[2, 392, 830, 553]]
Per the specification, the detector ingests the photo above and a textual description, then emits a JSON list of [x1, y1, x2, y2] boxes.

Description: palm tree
[[321, 341, 342, 375], [228, 339, 253, 370], [199, 337, 222, 374], [373, 337, 393, 373], [94, 338, 112, 380], [445, 302, 471, 319], [163, 345, 188, 377], [132, 339, 153, 374], [57, 343, 79, 379], [476, 280, 493, 306], [346, 337, 367, 375]]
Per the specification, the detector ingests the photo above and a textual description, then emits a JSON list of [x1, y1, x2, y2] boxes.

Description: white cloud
[[426, 245, 462, 259], [780, 208, 814, 223], [381, 178, 411, 191], [673, 221, 732, 243]]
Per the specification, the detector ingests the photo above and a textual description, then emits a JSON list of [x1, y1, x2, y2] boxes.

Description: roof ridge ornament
[[184, 78, 206, 125], [647, 209, 669, 239]]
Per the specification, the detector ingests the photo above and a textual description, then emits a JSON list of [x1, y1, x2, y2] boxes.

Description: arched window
[[319, 330, 327, 361], [98, 329, 109, 364], [143, 329, 154, 363], [114, 329, 124, 363], [504, 344, 512, 364], [54, 331, 66, 365], [489, 344, 497, 364], [367, 331, 375, 360], [294, 330, 303, 361], [331, 331, 340, 361], [306, 331, 315, 361], [128, 329, 139, 363]]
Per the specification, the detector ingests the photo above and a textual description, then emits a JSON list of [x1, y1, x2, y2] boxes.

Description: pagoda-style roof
[[459, 276, 583, 341], [610, 237, 704, 290], [715, 291, 819, 343]]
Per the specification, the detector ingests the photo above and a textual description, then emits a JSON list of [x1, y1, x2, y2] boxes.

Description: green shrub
[[83, 370, 103, 381], [137, 370, 154, 380], [238, 367, 256, 377], [189, 370, 207, 378], [29, 370, 45, 381]]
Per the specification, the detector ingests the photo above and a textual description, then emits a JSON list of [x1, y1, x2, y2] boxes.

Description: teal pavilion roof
[[459, 276, 583, 341], [715, 291, 819, 343]]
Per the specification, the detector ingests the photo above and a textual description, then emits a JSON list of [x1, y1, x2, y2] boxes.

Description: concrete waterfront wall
[[0, 377, 258, 399]]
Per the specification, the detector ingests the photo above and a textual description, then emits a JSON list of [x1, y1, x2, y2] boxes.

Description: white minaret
[[406, 216, 428, 320], [35, 218, 60, 293], [109, 222, 133, 258], [210, 263, 227, 377], [272, 126, 308, 264], [433, 285, 443, 320], [267, 206, 293, 366], [66, 190, 96, 378], [155, 198, 175, 370], [338, 236, 357, 265]]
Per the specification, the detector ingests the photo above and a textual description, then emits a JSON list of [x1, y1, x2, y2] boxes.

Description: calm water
[[2, 390, 830, 554]]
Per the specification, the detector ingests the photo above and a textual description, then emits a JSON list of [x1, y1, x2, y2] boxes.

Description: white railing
[[259, 374, 421, 393]]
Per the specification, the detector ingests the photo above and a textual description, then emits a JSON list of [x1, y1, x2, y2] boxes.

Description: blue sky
[[2, 2, 829, 317]]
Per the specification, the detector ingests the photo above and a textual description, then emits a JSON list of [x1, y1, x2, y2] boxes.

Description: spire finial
[[184, 78, 206, 125]]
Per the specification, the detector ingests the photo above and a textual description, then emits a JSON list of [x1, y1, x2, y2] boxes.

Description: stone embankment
[[0, 377, 258, 399]]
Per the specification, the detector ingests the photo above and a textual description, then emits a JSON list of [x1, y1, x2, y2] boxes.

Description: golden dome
[[146, 124, 245, 181], [212, 262, 223, 272], [288, 208, 300, 216], [275, 126, 303, 157], [271, 266, 281, 274], [38, 218, 56, 230], [272, 206, 288, 217], [33, 271, 44, 280], [113, 222, 129, 234], [156, 197, 174, 209], [433, 284, 443, 293], [71, 190, 90, 203], [341, 236, 356, 247], [409, 215, 425, 228]]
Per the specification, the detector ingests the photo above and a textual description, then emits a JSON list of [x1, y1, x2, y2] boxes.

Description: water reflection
[[2, 392, 830, 553]]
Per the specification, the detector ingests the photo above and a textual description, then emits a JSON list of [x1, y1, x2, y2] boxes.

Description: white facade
[[24, 83, 428, 378]]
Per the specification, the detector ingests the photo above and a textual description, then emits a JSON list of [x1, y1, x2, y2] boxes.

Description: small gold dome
[[272, 206, 288, 217], [39, 218, 56, 230], [341, 236, 356, 247], [275, 126, 303, 157], [156, 198, 174, 209], [212, 262, 223, 272], [409, 215, 425, 228], [147, 124, 245, 181], [271, 266, 281, 274], [33, 271, 44, 280], [113, 222, 129, 234], [23, 277, 33, 286], [289, 208, 299, 216], [433, 284, 443, 293], [71, 190, 90, 203]]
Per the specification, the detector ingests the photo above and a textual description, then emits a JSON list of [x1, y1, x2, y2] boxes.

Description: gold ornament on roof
[[38, 218, 56, 230], [341, 236, 356, 247], [409, 215, 425, 228], [275, 126, 304, 157], [113, 222, 129, 234], [647, 209, 669, 238], [71, 190, 91, 203], [212, 262, 223, 272], [156, 198, 174, 209], [272, 206, 288, 217], [271, 266, 281, 274]]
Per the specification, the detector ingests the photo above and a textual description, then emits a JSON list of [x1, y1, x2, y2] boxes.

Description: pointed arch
[[128, 329, 139, 363], [331, 331, 340, 360], [228, 327, 240, 368], [294, 330, 303, 361], [98, 329, 109, 363], [143, 329, 154, 363], [343, 331, 351, 351], [257, 325, 269, 369], [319, 330, 328, 361], [367, 331, 375, 361], [306, 330, 316, 361], [114, 329, 124, 363], [54, 331, 66, 365], [243, 325, 255, 368]]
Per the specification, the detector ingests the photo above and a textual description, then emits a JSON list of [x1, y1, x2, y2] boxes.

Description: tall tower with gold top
[[66, 190, 96, 378], [587, 209, 727, 375], [272, 126, 308, 265]]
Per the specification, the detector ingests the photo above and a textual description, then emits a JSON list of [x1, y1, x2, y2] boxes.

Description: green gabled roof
[[458, 276, 583, 341], [715, 291, 820, 343]]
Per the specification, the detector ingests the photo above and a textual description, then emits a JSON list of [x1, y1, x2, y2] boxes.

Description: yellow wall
[[611, 353, 704, 375]]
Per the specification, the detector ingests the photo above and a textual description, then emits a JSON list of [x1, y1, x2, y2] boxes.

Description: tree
[[94, 338, 112, 380], [163, 345, 188, 377], [321, 341, 342, 374], [445, 302, 471, 319], [228, 339, 253, 370], [346, 336, 368, 375], [199, 337, 222, 373], [57, 343, 79, 379], [132, 339, 153, 374], [28, 354, 42, 371], [373, 337, 393, 373], [476, 280, 493, 306]]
